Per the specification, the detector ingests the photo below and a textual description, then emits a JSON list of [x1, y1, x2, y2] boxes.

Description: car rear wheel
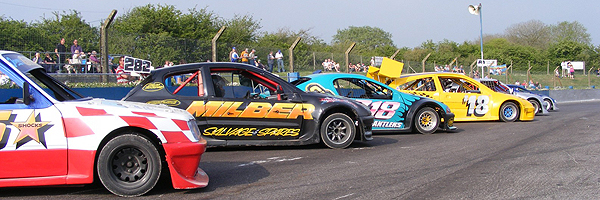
[[528, 99, 541, 115], [97, 133, 161, 197], [321, 113, 355, 149], [414, 107, 439, 134], [544, 99, 553, 111], [499, 102, 519, 122]]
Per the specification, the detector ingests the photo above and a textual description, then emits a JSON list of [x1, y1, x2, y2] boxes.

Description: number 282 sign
[[123, 56, 152, 74]]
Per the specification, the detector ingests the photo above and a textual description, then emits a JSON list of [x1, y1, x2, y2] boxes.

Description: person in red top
[[116, 57, 130, 84]]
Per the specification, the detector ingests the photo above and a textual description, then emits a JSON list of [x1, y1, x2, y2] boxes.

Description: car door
[[0, 63, 67, 179], [201, 66, 305, 142], [332, 78, 403, 130], [437, 76, 492, 120]]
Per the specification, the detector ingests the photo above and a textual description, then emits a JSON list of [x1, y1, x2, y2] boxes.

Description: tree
[[332, 26, 396, 53], [550, 21, 591, 45], [504, 19, 551, 49], [35, 11, 99, 53]]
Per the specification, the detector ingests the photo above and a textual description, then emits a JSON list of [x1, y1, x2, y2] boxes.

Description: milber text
[[186, 101, 315, 119]]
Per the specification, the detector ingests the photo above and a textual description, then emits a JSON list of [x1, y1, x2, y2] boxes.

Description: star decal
[[11, 111, 50, 148]]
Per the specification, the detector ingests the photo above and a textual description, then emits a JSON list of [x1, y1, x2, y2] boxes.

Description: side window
[[334, 78, 392, 99], [165, 70, 206, 97], [210, 69, 277, 99], [334, 79, 365, 98], [0, 69, 24, 105], [401, 78, 436, 91], [439, 77, 479, 93]]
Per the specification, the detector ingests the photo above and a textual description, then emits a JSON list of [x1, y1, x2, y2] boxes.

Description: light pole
[[469, 3, 484, 75]]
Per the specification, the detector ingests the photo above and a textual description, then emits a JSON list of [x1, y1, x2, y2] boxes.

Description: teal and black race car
[[293, 73, 456, 134]]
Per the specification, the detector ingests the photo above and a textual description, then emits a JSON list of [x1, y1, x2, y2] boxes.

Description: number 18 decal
[[355, 100, 401, 120], [463, 95, 489, 116]]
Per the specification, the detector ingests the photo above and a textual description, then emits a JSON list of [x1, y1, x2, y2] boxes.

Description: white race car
[[0, 51, 208, 197]]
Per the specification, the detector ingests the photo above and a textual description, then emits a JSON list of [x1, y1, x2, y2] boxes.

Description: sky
[[2, 0, 600, 48]]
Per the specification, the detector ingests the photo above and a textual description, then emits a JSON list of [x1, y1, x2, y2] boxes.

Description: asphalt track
[[2, 100, 600, 199]]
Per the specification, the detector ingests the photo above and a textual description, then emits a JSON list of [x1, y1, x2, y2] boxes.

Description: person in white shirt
[[275, 50, 284, 72]]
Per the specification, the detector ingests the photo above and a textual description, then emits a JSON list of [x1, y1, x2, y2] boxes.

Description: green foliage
[[332, 26, 396, 54], [36, 10, 100, 52]]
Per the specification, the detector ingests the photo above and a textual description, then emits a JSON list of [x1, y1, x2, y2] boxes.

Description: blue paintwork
[[295, 73, 453, 132]]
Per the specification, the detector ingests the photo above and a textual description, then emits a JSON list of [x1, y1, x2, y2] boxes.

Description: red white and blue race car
[[0, 51, 208, 197]]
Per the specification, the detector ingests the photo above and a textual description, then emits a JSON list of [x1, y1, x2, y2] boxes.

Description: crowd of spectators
[[349, 62, 368, 73], [228, 47, 282, 73], [322, 59, 340, 72], [435, 65, 465, 73]]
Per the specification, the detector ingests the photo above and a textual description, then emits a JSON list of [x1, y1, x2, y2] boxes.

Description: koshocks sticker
[[146, 99, 181, 106], [0, 111, 53, 150]]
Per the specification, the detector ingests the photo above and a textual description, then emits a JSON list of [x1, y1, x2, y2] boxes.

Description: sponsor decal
[[305, 83, 335, 95], [202, 127, 300, 137], [186, 101, 315, 119], [146, 99, 181, 106], [142, 82, 165, 92], [372, 121, 403, 128], [0, 111, 52, 150]]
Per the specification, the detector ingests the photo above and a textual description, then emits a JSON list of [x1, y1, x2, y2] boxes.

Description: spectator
[[32, 52, 42, 64], [88, 51, 100, 73], [332, 61, 340, 72], [68, 50, 83, 73], [240, 48, 249, 64], [248, 49, 256, 66], [568, 62, 575, 79], [370, 57, 375, 66], [529, 80, 535, 89], [116, 57, 130, 84], [267, 51, 275, 72], [521, 80, 527, 87], [54, 38, 67, 68], [434, 65, 441, 72], [322, 59, 330, 71], [514, 80, 520, 85], [43, 53, 57, 73], [275, 50, 285, 72], [229, 47, 239, 62], [349, 63, 355, 73], [71, 39, 84, 55], [256, 59, 266, 70]]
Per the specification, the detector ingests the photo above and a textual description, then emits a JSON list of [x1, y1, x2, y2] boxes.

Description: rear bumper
[[162, 139, 209, 189]]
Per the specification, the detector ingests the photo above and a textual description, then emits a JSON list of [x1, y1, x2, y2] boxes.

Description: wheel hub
[[111, 147, 148, 182]]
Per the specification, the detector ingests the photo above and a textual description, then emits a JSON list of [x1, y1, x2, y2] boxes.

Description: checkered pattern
[[54, 99, 197, 151]]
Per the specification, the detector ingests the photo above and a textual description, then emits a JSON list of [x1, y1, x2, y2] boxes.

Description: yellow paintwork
[[388, 72, 535, 122]]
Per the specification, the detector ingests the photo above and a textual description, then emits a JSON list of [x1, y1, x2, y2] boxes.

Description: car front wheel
[[528, 99, 541, 115], [321, 113, 356, 149], [97, 133, 162, 197], [544, 99, 553, 111], [499, 102, 519, 122], [414, 107, 439, 134]]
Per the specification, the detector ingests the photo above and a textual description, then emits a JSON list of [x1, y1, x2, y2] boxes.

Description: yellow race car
[[386, 72, 535, 122]]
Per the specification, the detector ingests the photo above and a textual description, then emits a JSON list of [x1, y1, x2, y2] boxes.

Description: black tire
[[544, 99, 553, 111], [414, 107, 439, 134], [499, 102, 519, 122], [97, 133, 162, 197], [528, 99, 541, 115], [320, 113, 356, 149]]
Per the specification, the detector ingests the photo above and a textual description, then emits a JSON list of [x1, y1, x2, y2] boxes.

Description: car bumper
[[162, 139, 209, 189], [358, 115, 374, 141], [520, 107, 536, 121], [442, 112, 457, 131]]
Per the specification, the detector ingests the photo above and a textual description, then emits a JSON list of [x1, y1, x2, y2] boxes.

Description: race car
[[0, 51, 208, 196], [293, 73, 456, 134], [507, 84, 558, 111], [477, 78, 549, 115], [387, 72, 536, 122], [122, 62, 373, 149]]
